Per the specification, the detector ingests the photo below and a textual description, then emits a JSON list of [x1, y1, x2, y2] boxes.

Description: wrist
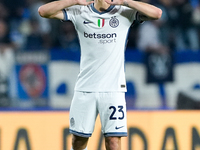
[[123, 0, 129, 7], [71, 0, 78, 5]]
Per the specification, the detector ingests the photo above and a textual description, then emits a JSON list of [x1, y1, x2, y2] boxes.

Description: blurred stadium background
[[0, 0, 200, 149]]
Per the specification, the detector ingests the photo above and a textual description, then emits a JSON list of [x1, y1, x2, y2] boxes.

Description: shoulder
[[117, 5, 137, 16], [116, 5, 137, 20], [65, 5, 82, 11], [65, 5, 91, 14], [120, 5, 136, 12]]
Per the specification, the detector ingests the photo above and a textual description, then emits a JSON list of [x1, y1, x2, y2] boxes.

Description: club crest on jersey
[[109, 16, 119, 28], [97, 19, 105, 28]]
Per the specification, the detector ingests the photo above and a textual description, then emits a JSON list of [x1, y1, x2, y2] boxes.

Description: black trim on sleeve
[[131, 11, 144, 27], [61, 9, 68, 21], [136, 11, 140, 21], [136, 11, 144, 23]]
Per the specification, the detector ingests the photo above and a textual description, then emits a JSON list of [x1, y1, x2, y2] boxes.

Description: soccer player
[[38, 0, 162, 149]]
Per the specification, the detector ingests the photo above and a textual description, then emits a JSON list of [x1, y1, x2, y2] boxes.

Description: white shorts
[[69, 91, 127, 137]]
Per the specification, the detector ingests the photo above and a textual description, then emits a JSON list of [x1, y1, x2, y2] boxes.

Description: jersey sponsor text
[[84, 32, 117, 39], [84, 32, 117, 44]]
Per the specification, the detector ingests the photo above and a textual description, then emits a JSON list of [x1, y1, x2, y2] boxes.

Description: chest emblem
[[109, 16, 119, 28], [98, 19, 105, 28]]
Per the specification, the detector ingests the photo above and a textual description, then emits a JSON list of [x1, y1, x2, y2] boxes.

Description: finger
[[88, 1, 94, 4], [105, 0, 112, 4], [84, 0, 94, 5]]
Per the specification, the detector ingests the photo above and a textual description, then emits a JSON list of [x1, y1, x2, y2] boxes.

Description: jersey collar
[[90, 3, 115, 14]]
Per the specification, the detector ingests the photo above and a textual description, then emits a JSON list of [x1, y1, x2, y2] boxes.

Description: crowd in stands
[[0, 0, 199, 107], [128, 0, 200, 52], [0, 0, 199, 52]]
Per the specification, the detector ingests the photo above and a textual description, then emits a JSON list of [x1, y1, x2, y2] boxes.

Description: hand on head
[[76, 0, 94, 5], [105, 0, 125, 5]]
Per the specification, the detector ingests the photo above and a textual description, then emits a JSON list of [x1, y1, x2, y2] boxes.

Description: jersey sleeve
[[121, 6, 137, 23], [62, 5, 82, 23], [121, 6, 145, 25], [135, 11, 145, 24]]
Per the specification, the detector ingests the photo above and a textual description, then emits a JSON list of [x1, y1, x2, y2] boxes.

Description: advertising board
[[0, 111, 200, 150]]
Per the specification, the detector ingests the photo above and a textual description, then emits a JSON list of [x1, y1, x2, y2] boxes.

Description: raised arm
[[105, 0, 162, 21], [38, 0, 94, 19]]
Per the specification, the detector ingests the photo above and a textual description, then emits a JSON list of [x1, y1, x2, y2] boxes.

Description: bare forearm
[[105, 0, 162, 20], [38, 0, 77, 19], [123, 0, 162, 20]]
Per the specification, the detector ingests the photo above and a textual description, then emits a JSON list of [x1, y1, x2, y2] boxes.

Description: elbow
[[38, 6, 47, 18], [156, 8, 162, 20], [147, 8, 163, 21]]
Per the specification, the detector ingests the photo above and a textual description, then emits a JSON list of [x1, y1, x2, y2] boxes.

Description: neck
[[94, 0, 111, 12]]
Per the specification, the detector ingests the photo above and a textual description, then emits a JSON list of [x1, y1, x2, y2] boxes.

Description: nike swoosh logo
[[115, 126, 124, 130], [83, 21, 92, 24]]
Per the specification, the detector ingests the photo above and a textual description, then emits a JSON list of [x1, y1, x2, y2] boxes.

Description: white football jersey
[[63, 4, 137, 92]]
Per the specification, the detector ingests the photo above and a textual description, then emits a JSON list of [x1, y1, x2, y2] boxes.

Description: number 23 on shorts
[[109, 105, 124, 120]]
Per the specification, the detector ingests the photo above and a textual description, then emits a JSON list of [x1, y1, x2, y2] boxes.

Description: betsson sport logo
[[83, 17, 119, 44], [84, 32, 117, 44]]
